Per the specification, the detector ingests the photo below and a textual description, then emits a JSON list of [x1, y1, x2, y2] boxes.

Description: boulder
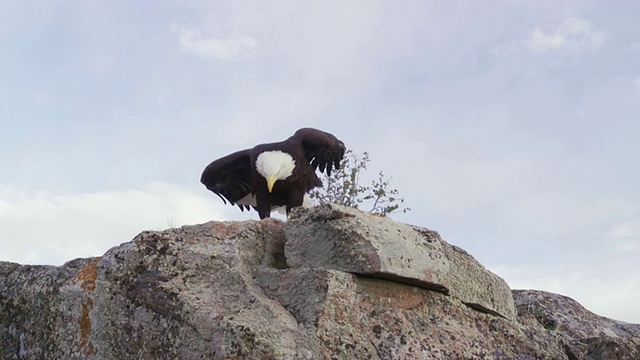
[[514, 289, 640, 359], [1, 204, 639, 359], [1, 220, 300, 360], [284, 204, 516, 320]]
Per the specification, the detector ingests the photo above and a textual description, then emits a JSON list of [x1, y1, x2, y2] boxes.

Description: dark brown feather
[[200, 149, 253, 206], [290, 127, 346, 177], [201, 128, 345, 219]]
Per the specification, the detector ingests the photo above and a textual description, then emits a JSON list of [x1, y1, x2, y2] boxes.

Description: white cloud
[[372, 117, 538, 218], [0, 183, 234, 265], [493, 265, 640, 323], [527, 16, 607, 55], [612, 241, 640, 254], [502, 194, 634, 236], [606, 220, 640, 238], [634, 75, 640, 89], [605, 220, 640, 254], [170, 23, 258, 61], [630, 41, 640, 52]]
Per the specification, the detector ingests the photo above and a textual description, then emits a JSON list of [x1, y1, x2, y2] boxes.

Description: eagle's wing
[[293, 128, 346, 176], [200, 149, 254, 211]]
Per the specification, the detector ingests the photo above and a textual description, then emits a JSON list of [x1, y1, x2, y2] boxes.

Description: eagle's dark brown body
[[201, 128, 345, 219]]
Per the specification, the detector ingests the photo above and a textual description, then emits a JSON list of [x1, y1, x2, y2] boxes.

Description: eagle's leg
[[257, 203, 271, 219], [255, 189, 272, 219], [286, 190, 306, 216]]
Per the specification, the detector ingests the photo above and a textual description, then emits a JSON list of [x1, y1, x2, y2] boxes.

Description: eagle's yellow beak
[[266, 176, 277, 193]]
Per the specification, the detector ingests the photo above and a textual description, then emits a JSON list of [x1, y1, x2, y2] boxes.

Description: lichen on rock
[[1, 204, 639, 359]]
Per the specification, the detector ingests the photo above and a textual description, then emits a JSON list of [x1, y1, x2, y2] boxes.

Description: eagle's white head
[[256, 151, 295, 192]]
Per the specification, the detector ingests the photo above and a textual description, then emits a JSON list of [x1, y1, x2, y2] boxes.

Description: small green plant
[[310, 149, 410, 216]]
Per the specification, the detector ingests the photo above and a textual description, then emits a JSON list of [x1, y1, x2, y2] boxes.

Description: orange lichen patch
[[212, 222, 245, 238], [358, 277, 425, 310], [78, 299, 95, 355], [75, 257, 100, 356], [76, 257, 101, 291], [422, 269, 435, 283]]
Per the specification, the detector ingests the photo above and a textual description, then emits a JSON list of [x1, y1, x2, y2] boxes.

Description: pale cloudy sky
[[1, 1, 639, 323]]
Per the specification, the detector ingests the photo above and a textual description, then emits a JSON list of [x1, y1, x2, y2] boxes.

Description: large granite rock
[[284, 204, 516, 320], [1, 204, 639, 359], [514, 290, 640, 359]]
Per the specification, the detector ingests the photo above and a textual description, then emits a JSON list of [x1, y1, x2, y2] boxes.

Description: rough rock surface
[[285, 204, 516, 320], [1, 204, 638, 359], [514, 290, 640, 359]]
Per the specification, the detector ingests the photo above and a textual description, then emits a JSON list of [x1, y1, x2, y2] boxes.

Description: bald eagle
[[201, 128, 346, 219]]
